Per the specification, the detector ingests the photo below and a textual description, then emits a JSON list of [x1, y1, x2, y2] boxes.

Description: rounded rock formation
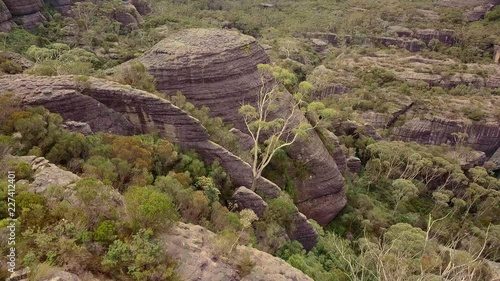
[[138, 28, 346, 226]]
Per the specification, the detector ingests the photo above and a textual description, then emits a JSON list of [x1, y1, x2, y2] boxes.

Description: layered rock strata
[[138, 28, 346, 226], [2, 0, 46, 30], [0, 74, 318, 249], [392, 117, 500, 156]]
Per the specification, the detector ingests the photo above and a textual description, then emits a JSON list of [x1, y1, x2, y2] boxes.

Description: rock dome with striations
[[138, 28, 347, 226]]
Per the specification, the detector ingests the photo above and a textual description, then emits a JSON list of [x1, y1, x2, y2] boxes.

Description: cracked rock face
[[139, 28, 346, 226], [162, 222, 313, 281], [0, 74, 318, 249]]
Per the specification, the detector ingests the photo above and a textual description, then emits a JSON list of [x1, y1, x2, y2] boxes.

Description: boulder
[[387, 26, 414, 37], [46, 0, 72, 15], [62, 120, 92, 135], [127, 0, 151, 15], [112, 3, 143, 29], [0, 1, 15, 32], [0, 51, 34, 70], [232, 186, 268, 217], [161, 222, 314, 281], [6, 268, 30, 281], [229, 128, 254, 151], [137, 28, 346, 226], [346, 156, 362, 174], [14, 11, 46, 29], [310, 38, 329, 53], [490, 146, 500, 168], [303, 32, 339, 46], [372, 36, 424, 52], [3, 0, 42, 16], [3, 0, 46, 29]]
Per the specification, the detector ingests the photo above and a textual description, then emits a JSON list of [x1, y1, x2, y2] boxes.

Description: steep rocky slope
[[137, 28, 346, 226], [0, 74, 318, 249], [5, 155, 312, 281]]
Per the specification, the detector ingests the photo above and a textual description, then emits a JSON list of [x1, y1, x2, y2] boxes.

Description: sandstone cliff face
[[138, 28, 346, 226], [0, 1, 15, 32], [0, 74, 318, 249], [2, 0, 46, 30], [392, 117, 500, 156]]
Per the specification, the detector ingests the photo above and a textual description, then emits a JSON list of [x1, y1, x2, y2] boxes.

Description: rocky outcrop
[[372, 36, 425, 52], [0, 1, 15, 32], [128, 0, 151, 15], [111, 3, 144, 30], [229, 128, 254, 151], [392, 117, 500, 156], [346, 156, 362, 174], [0, 0, 151, 31], [46, 0, 72, 15], [3, 0, 46, 30], [162, 222, 313, 281], [232, 186, 268, 217], [414, 29, 456, 45], [316, 127, 347, 173], [138, 28, 346, 226], [138, 28, 272, 127], [308, 65, 349, 99], [439, 0, 500, 22], [0, 74, 318, 249]]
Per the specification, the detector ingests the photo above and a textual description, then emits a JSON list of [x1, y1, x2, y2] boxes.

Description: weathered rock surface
[[308, 65, 349, 99], [445, 148, 487, 170], [346, 156, 362, 174], [2, 0, 46, 30], [62, 120, 92, 135], [392, 117, 500, 156], [232, 186, 268, 217], [138, 28, 271, 127], [47, 0, 72, 15], [9, 155, 80, 194], [439, 0, 500, 22], [316, 127, 347, 173], [0, 74, 318, 249], [162, 222, 313, 281], [230, 128, 254, 151], [138, 28, 346, 226], [0, 0, 15, 32]]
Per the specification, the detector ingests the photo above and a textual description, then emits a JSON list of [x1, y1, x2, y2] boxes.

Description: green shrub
[[462, 106, 485, 121], [124, 186, 179, 231]]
